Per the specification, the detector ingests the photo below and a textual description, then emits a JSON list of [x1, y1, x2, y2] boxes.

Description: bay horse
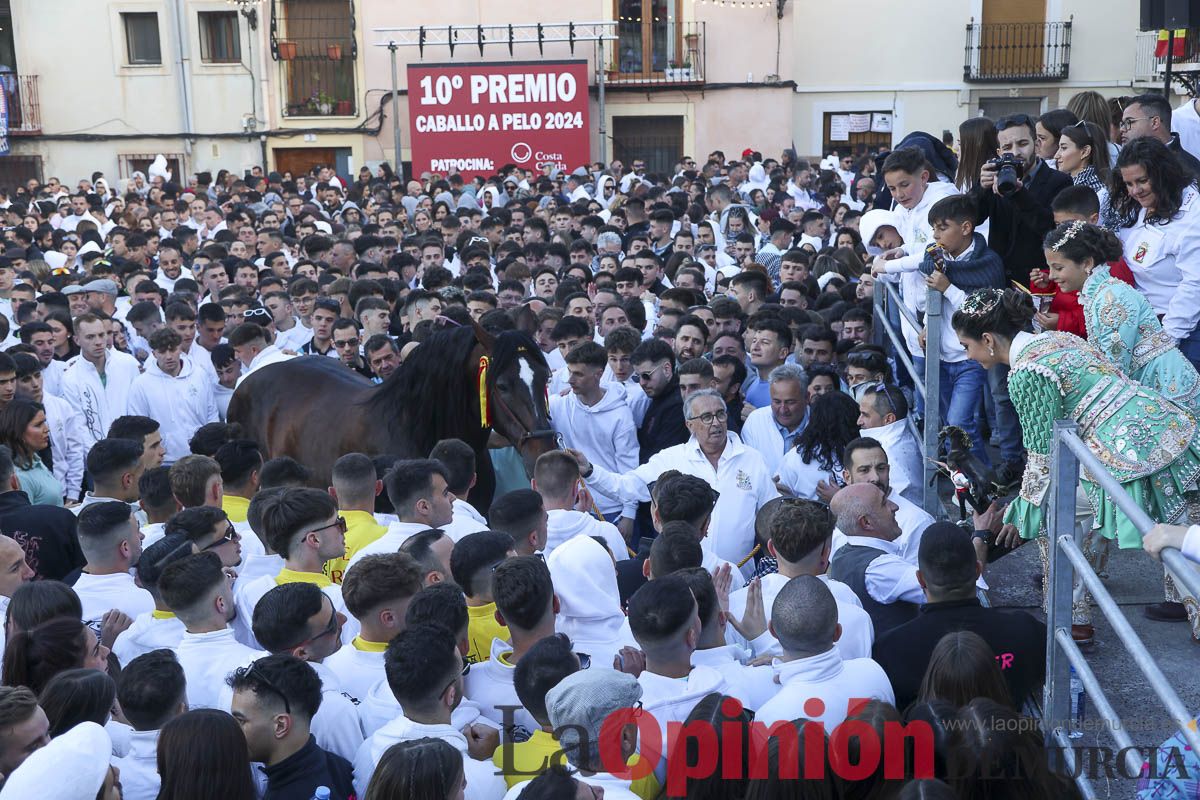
[[226, 323, 555, 510]]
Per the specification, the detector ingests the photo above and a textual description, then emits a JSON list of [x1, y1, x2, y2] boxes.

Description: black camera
[[988, 153, 1025, 196]]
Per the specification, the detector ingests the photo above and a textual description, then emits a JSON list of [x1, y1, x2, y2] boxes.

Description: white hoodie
[[357, 673, 495, 738], [235, 344, 294, 387], [41, 391, 86, 502], [549, 390, 639, 518], [637, 666, 729, 742], [112, 611, 185, 667], [545, 509, 629, 562], [59, 349, 143, 446], [754, 647, 895, 730], [727, 572, 874, 662], [462, 636, 539, 741], [547, 536, 637, 668], [352, 713, 508, 800], [127, 352, 218, 463]]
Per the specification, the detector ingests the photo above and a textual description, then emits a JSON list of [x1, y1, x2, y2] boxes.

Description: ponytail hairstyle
[[2, 616, 89, 694], [951, 288, 1035, 344], [1043, 220, 1123, 268]]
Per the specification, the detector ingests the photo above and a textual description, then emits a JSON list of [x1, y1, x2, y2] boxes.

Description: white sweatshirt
[[127, 353, 218, 463], [549, 389, 639, 518], [59, 349, 143, 446]]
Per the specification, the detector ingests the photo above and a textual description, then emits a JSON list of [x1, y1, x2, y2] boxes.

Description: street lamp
[[226, 0, 262, 30]]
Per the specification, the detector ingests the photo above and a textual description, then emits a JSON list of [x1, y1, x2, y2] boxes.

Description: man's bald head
[[770, 575, 838, 656], [829, 482, 899, 541]]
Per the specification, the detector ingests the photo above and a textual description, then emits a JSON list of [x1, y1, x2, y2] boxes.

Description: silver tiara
[[1050, 219, 1087, 251], [959, 288, 1004, 317]]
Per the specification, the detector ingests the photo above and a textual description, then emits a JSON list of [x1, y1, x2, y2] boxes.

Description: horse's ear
[[472, 318, 495, 351]]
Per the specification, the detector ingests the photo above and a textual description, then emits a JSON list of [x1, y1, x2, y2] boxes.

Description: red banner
[[407, 60, 591, 180]]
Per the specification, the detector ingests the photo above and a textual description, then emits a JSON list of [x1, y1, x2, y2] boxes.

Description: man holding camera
[[972, 113, 1072, 488]]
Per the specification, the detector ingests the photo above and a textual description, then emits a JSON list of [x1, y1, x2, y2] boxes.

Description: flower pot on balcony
[[684, 32, 700, 50], [336, 100, 352, 116], [665, 66, 694, 80], [277, 41, 297, 61], [327, 43, 342, 61]]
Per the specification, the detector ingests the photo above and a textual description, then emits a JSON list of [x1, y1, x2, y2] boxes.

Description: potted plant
[[666, 60, 693, 80], [277, 40, 297, 60], [327, 43, 342, 61], [684, 31, 700, 52], [335, 99, 352, 116], [307, 90, 334, 115]]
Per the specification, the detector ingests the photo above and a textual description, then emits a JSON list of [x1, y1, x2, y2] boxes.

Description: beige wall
[[356, 0, 794, 165], [786, 0, 1145, 157], [11, 0, 266, 183]]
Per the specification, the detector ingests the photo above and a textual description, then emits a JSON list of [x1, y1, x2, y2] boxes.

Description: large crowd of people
[[2, 88, 1200, 799]]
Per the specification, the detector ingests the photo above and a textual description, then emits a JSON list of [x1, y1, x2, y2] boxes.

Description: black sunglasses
[[244, 664, 291, 715], [201, 522, 239, 551]]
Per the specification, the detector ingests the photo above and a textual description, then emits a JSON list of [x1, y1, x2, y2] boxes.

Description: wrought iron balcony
[[605, 20, 704, 86], [4, 75, 40, 135], [964, 21, 1071, 82]]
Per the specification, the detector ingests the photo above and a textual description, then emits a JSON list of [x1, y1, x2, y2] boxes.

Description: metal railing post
[[1045, 419, 1078, 748], [921, 289, 942, 519]]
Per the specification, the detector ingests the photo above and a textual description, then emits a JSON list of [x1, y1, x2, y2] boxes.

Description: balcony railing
[[605, 20, 704, 86], [964, 20, 1071, 82], [3, 75, 40, 135], [1135, 28, 1200, 84]]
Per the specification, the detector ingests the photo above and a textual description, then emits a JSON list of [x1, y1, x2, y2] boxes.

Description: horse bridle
[[486, 370, 561, 449]]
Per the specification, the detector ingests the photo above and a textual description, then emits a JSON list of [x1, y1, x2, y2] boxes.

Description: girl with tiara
[[952, 288, 1200, 642], [1043, 218, 1200, 415]]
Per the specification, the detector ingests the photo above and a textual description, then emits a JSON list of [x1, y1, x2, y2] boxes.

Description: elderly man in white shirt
[[568, 389, 778, 572], [856, 384, 924, 509], [741, 363, 810, 476], [753, 575, 894, 730]]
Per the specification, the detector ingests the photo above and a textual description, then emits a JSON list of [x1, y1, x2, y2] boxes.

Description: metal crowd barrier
[[1046, 420, 1200, 798], [872, 277, 943, 519]]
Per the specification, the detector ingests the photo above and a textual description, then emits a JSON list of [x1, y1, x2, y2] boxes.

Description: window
[[118, 153, 184, 181], [123, 12, 162, 65], [199, 11, 241, 63]]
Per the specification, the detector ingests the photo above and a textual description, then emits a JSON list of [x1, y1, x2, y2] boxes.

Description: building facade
[[0, 0, 1182, 186]]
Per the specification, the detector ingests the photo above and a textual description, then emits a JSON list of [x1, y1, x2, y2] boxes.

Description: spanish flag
[[1156, 29, 1188, 58]]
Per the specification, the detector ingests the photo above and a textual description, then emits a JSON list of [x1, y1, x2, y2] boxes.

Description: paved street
[[984, 536, 1200, 797]]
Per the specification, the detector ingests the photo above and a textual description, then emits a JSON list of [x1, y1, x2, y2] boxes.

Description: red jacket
[[1032, 258, 1136, 339]]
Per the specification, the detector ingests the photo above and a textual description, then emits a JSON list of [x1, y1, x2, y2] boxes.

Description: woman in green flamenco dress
[[952, 288, 1200, 642], [1043, 219, 1200, 415]]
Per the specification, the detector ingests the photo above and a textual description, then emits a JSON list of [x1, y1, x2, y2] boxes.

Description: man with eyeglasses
[[628, 338, 688, 465], [569, 388, 777, 575], [331, 318, 372, 380], [251, 585, 367, 764], [168, 505, 242, 567], [234, 487, 358, 651], [1120, 92, 1200, 177], [229, 654, 356, 798], [856, 384, 923, 508]]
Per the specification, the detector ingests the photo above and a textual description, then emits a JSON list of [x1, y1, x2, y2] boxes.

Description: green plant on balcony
[[306, 89, 334, 115]]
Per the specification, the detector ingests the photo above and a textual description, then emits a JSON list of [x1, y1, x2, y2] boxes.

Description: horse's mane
[[365, 327, 547, 455], [367, 326, 482, 452], [488, 329, 547, 374]]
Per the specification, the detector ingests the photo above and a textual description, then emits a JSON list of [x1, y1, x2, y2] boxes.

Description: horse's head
[[479, 327, 555, 478]]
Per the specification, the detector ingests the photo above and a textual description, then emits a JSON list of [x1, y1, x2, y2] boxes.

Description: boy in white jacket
[[548, 341, 639, 534], [532, 451, 629, 560], [127, 328, 218, 464]]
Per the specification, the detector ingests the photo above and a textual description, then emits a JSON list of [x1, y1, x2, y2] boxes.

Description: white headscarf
[[0, 722, 111, 800], [547, 534, 627, 644]]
